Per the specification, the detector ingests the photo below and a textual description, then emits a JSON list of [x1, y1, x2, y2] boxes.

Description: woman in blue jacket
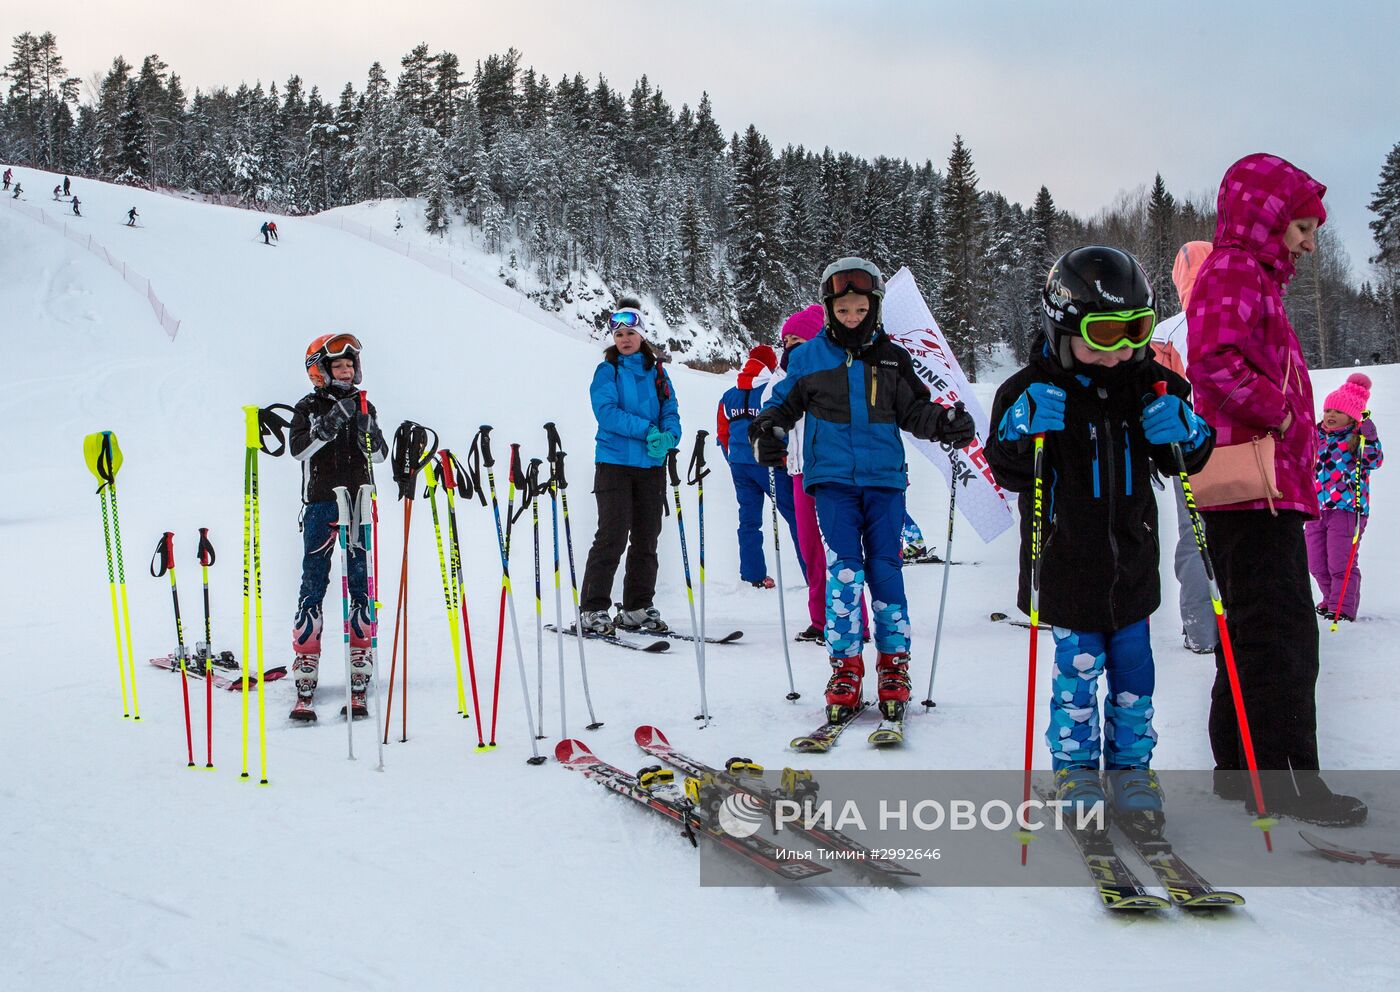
[[579, 299, 682, 634]]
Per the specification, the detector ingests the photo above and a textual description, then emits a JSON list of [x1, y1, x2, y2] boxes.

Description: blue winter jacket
[[717, 382, 767, 467], [759, 328, 930, 491], [590, 351, 682, 469]]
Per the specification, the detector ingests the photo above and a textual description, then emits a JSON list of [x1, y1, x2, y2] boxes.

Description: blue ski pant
[[293, 499, 371, 657], [1047, 619, 1157, 770], [729, 461, 804, 583], [812, 483, 908, 659]]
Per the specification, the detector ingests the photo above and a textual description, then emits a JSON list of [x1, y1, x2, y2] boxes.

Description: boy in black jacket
[[287, 333, 387, 722], [987, 247, 1213, 837]]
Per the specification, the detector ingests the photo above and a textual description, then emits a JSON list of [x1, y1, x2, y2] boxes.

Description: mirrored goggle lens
[[825, 269, 876, 296], [1080, 311, 1155, 350], [323, 333, 362, 358], [609, 310, 642, 330]]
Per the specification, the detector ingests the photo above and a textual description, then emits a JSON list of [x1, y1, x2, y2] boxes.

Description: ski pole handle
[[477, 426, 495, 468], [150, 532, 175, 577], [508, 443, 523, 487], [544, 422, 563, 462], [438, 449, 457, 491], [197, 528, 215, 567], [687, 430, 711, 485], [527, 457, 544, 501], [666, 448, 681, 488]]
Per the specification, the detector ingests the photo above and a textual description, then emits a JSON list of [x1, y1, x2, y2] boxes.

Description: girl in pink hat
[[1306, 373, 1384, 621]]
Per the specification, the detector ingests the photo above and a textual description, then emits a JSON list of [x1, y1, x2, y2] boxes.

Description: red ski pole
[[151, 532, 195, 768], [1152, 381, 1273, 849], [1018, 434, 1046, 866]]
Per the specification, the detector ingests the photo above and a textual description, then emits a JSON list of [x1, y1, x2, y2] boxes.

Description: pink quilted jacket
[[1186, 154, 1326, 516]]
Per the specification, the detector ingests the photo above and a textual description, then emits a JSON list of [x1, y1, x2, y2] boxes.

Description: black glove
[[313, 399, 354, 441], [915, 402, 976, 449], [747, 419, 788, 469]]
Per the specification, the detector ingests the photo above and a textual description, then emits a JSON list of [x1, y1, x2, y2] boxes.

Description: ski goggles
[[320, 333, 362, 359], [609, 308, 644, 332], [822, 268, 878, 298], [1078, 309, 1156, 351]]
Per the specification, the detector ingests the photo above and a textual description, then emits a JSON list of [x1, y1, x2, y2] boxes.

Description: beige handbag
[[1188, 434, 1281, 511]]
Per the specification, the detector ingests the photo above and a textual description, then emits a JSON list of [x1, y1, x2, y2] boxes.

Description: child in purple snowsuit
[[1306, 373, 1383, 621]]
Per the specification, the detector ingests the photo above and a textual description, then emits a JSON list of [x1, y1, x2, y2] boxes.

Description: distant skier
[[11, 183, 22, 199], [287, 333, 387, 723], [71, 196, 81, 217], [63, 175, 71, 197], [269, 220, 279, 242], [261, 221, 271, 245], [2, 167, 11, 190], [126, 207, 138, 227], [53, 185, 62, 201]]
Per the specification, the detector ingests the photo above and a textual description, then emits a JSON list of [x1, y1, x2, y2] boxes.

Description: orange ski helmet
[[305, 333, 362, 387]]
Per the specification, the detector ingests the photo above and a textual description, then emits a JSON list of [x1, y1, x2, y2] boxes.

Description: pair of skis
[[545, 623, 743, 654], [790, 703, 905, 752], [149, 655, 287, 692], [1031, 784, 1244, 910]]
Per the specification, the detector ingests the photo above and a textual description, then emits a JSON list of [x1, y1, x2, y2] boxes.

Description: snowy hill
[[3, 164, 1399, 990]]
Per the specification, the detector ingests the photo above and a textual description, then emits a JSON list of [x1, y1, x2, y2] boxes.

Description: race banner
[[881, 267, 1013, 543]]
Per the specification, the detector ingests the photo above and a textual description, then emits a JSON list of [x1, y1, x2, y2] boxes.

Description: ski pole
[[385, 421, 438, 744], [527, 457, 547, 739], [1018, 434, 1046, 865], [1329, 413, 1370, 633], [922, 435, 965, 710], [440, 449, 487, 747], [486, 436, 545, 762], [84, 431, 137, 719], [197, 528, 216, 769], [357, 486, 385, 771], [545, 422, 601, 730], [1151, 381, 1273, 849], [543, 430, 568, 740], [667, 450, 710, 726], [425, 458, 466, 718], [151, 532, 195, 768], [333, 486, 357, 760], [687, 431, 711, 696], [763, 428, 800, 701]]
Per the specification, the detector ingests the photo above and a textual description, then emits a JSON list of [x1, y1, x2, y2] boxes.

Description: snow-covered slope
[[3, 164, 1398, 991]]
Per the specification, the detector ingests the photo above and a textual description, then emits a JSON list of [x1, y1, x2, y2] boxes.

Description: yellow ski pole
[[87, 431, 131, 717]]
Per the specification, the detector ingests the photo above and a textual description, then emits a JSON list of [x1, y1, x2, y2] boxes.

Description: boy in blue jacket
[[751, 258, 975, 726]]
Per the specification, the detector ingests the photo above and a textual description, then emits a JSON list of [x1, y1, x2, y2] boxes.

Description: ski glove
[[1141, 394, 1208, 451], [1350, 418, 1378, 452], [645, 427, 678, 461], [313, 398, 355, 441], [913, 402, 976, 448], [747, 418, 788, 469], [999, 383, 1066, 440]]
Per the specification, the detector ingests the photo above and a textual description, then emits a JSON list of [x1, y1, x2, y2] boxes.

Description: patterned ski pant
[[1047, 619, 1156, 770], [812, 483, 908, 659]]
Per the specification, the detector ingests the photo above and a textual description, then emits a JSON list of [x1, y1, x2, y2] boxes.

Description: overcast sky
[[15, 0, 1399, 277]]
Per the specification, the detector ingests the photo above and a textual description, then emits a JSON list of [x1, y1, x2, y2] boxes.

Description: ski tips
[[633, 725, 668, 747], [555, 738, 594, 763]]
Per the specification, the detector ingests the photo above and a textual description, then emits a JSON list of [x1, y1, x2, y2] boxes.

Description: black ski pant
[[1203, 509, 1321, 774], [580, 462, 665, 613]]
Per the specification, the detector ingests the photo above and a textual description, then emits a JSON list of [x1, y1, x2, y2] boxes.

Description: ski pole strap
[[508, 445, 530, 525], [525, 457, 545, 502], [197, 528, 215, 567], [392, 421, 439, 500], [150, 532, 175, 577], [447, 450, 476, 501], [468, 428, 490, 504], [83, 431, 123, 490], [252, 403, 297, 457], [687, 430, 711, 485]]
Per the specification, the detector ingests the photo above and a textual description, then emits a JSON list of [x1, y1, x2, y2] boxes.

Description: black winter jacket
[[289, 388, 388, 504], [986, 351, 1213, 632]]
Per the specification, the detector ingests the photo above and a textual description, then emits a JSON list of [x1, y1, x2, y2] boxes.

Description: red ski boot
[[824, 655, 865, 723], [876, 652, 912, 721]]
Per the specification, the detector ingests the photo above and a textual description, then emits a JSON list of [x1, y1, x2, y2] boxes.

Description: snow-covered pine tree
[[1146, 173, 1176, 313], [731, 124, 789, 341], [937, 134, 987, 379]]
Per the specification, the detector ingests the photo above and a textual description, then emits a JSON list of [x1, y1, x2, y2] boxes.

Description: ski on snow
[[1299, 830, 1400, 868], [1118, 833, 1246, 908], [555, 738, 830, 881], [149, 655, 287, 691], [634, 725, 919, 880], [641, 628, 744, 645], [544, 623, 670, 653], [989, 611, 1049, 632], [1032, 784, 1171, 911], [790, 704, 869, 753]]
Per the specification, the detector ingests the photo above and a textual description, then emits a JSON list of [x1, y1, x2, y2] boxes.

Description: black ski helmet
[[819, 256, 886, 351], [1041, 246, 1155, 370]]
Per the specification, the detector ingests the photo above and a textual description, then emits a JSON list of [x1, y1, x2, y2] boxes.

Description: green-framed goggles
[[1078, 308, 1157, 351]]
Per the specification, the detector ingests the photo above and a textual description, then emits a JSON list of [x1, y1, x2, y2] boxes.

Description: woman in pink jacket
[[1186, 153, 1365, 826]]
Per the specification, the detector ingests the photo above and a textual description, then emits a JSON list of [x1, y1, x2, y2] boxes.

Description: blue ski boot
[[1054, 766, 1109, 837], [1105, 767, 1165, 840]]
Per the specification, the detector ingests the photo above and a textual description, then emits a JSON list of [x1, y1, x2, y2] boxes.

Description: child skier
[[716, 344, 804, 587], [1306, 373, 1383, 622], [126, 207, 138, 226], [752, 257, 976, 729], [987, 245, 1214, 837], [71, 197, 81, 217], [287, 334, 387, 722]]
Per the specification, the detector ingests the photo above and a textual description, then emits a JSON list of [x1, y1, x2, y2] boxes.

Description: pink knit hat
[[1322, 373, 1371, 423], [780, 304, 825, 342]]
